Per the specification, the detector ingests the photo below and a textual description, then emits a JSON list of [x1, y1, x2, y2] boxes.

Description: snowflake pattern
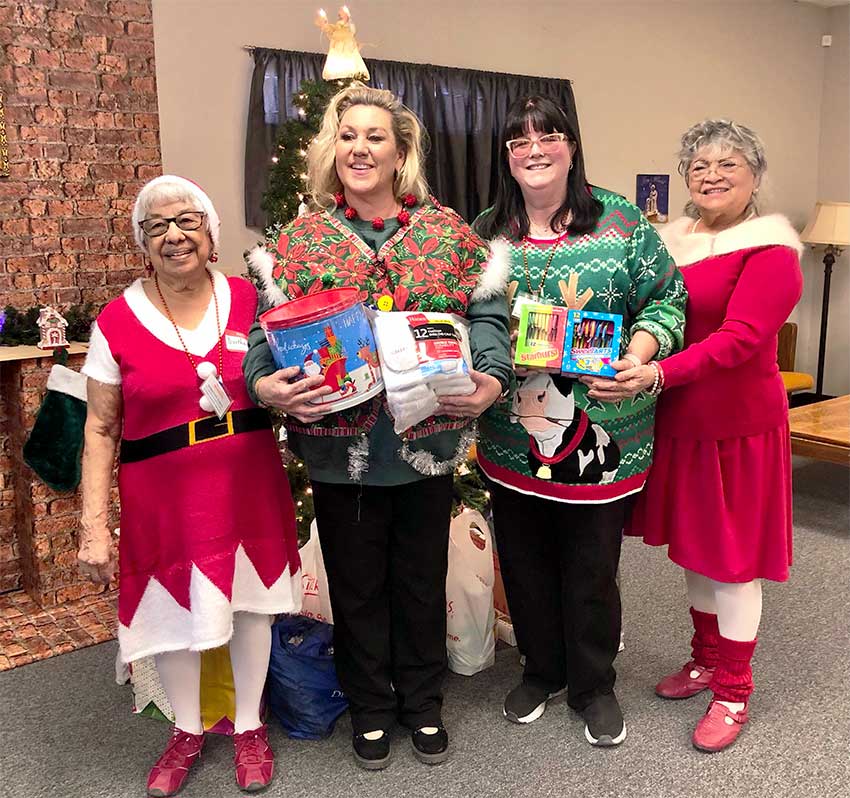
[[597, 277, 624, 310]]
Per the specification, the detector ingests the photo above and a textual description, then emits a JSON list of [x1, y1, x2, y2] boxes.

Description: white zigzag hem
[[118, 544, 302, 663]]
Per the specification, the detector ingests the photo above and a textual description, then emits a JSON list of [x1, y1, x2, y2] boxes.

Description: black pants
[[311, 476, 453, 734], [490, 483, 629, 712]]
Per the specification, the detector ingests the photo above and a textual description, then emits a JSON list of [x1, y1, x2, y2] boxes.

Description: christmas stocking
[[23, 364, 88, 492]]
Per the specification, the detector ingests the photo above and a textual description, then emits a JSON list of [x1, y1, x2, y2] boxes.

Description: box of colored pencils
[[514, 304, 568, 370], [561, 310, 623, 377]]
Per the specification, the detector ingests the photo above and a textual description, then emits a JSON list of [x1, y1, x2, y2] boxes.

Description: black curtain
[[245, 49, 577, 227]]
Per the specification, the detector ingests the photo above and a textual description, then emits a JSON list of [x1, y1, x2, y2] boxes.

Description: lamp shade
[[800, 201, 850, 247]]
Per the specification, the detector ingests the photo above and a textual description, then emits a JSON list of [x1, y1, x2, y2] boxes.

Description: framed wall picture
[[636, 174, 669, 223], [0, 89, 8, 178]]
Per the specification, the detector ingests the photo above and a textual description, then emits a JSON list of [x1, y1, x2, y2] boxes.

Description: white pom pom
[[199, 395, 214, 412], [196, 361, 217, 380]]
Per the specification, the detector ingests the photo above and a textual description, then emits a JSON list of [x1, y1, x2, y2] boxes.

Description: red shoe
[[692, 700, 748, 752], [146, 728, 204, 797], [655, 661, 714, 699], [233, 724, 275, 792]]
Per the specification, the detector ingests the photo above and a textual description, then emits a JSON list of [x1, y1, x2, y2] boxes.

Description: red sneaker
[[692, 700, 749, 752], [146, 728, 204, 797], [655, 661, 714, 699], [233, 724, 275, 792]]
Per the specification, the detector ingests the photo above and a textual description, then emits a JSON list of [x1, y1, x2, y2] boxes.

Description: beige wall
[[792, 3, 849, 395], [152, 0, 847, 387]]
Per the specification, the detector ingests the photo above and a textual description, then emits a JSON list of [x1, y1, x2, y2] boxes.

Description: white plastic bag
[[299, 520, 334, 625], [445, 509, 495, 676]]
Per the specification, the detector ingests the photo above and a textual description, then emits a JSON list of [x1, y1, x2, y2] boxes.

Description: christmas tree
[[260, 79, 347, 228]]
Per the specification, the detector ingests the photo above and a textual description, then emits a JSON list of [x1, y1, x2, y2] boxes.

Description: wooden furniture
[[778, 322, 814, 395], [788, 395, 850, 466]]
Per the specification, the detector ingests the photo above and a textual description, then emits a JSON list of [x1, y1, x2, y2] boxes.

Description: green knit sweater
[[476, 187, 686, 503]]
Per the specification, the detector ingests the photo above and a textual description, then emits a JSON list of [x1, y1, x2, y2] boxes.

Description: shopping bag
[[299, 519, 334, 624], [445, 508, 496, 675], [199, 645, 236, 734], [267, 615, 348, 740], [129, 646, 237, 734]]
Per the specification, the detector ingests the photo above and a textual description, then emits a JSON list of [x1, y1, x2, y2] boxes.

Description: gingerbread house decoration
[[36, 306, 69, 350]]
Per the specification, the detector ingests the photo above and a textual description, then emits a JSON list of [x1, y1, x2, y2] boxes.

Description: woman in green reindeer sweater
[[467, 95, 685, 747], [243, 83, 511, 770]]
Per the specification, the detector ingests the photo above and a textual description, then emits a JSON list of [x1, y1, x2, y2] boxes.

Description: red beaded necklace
[[335, 192, 417, 231]]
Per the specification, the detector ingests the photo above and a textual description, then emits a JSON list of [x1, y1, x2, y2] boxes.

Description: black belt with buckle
[[120, 407, 272, 464]]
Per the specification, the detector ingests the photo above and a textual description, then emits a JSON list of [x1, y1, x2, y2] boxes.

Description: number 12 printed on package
[[561, 310, 623, 378]]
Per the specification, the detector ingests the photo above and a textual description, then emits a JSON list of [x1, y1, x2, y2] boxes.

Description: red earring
[[209, 252, 219, 263], [144, 257, 153, 276]]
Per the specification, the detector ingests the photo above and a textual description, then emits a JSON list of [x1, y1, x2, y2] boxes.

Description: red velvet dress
[[95, 276, 301, 661], [628, 215, 803, 583]]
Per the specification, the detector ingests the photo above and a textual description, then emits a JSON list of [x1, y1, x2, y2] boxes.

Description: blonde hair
[[306, 82, 430, 211]]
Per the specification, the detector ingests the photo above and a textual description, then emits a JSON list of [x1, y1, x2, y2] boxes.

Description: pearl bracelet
[[646, 361, 665, 396]]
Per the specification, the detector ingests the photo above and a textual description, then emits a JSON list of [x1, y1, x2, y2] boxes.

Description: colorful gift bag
[[129, 646, 237, 733]]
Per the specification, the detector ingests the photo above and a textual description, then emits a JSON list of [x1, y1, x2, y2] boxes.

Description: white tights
[[154, 612, 273, 735], [685, 570, 762, 642]]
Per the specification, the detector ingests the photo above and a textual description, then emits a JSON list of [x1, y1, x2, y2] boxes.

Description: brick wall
[[0, 383, 16, 594], [0, 0, 160, 310], [0, 0, 159, 605]]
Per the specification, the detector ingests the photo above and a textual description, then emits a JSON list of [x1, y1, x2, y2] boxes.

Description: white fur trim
[[118, 546, 302, 663], [470, 238, 511, 302], [662, 214, 803, 267], [231, 546, 302, 616], [46, 364, 87, 402], [247, 245, 287, 308], [131, 174, 221, 253], [122, 270, 231, 358]]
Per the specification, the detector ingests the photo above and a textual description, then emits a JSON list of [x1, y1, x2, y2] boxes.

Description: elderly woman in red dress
[[79, 175, 301, 795], [597, 120, 803, 752]]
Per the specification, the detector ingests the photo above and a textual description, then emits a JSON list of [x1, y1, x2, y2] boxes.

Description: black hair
[[474, 95, 603, 240]]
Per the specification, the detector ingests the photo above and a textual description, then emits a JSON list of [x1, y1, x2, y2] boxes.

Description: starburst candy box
[[514, 303, 568, 370], [561, 310, 623, 377]]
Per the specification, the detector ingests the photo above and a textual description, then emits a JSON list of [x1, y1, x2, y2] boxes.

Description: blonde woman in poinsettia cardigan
[[586, 120, 803, 753]]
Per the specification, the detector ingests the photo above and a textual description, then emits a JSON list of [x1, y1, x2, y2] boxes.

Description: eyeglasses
[[688, 160, 746, 181], [505, 132, 569, 159], [138, 211, 206, 238]]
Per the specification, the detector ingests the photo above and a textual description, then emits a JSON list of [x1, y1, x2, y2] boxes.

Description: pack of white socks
[[373, 311, 475, 434]]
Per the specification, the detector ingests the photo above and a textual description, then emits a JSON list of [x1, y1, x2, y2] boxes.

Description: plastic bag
[[299, 519, 334, 624], [267, 615, 348, 740], [445, 509, 495, 675]]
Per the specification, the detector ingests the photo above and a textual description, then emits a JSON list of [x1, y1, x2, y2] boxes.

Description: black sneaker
[[582, 692, 626, 747], [411, 726, 449, 765], [503, 683, 566, 724], [352, 731, 391, 770]]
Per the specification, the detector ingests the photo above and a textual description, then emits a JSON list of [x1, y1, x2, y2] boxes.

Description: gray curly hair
[[677, 119, 767, 218]]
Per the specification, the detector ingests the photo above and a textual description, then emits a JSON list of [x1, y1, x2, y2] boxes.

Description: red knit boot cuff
[[710, 636, 757, 703], [689, 607, 720, 668]]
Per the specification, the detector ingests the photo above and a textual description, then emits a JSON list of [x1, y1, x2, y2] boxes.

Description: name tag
[[224, 330, 248, 352]]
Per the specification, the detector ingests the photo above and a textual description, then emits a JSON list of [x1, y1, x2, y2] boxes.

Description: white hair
[[131, 175, 221, 252], [677, 119, 767, 218]]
